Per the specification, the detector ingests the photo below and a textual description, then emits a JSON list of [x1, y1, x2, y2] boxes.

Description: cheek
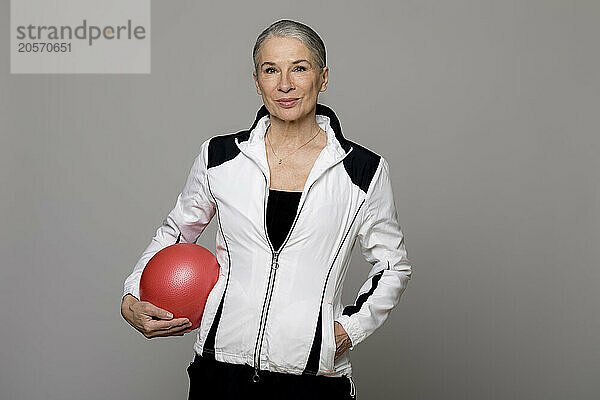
[[297, 83, 320, 97], [258, 75, 278, 88]]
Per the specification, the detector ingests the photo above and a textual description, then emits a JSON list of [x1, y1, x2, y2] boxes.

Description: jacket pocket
[[324, 309, 337, 372]]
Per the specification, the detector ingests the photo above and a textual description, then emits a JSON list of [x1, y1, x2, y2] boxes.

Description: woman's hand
[[121, 293, 193, 338], [334, 321, 352, 361]]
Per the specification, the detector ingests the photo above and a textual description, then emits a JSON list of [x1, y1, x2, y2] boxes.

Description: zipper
[[235, 137, 354, 382], [252, 178, 276, 382], [252, 174, 317, 382]]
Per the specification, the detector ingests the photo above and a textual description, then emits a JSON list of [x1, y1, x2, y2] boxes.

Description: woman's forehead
[[258, 37, 314, 64], [258, 39, 314, 65]]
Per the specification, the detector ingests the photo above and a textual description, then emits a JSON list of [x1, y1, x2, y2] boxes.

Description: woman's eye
[[263, 66, 306, 74]]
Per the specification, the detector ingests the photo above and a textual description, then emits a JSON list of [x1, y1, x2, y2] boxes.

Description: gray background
[[1, 1, 598, 399]]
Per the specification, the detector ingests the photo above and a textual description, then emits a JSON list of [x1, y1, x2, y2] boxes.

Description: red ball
[[139, 243, 219, 330]]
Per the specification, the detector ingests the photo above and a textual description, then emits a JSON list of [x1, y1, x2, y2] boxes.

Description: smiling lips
[[276, 98, 300, 108]]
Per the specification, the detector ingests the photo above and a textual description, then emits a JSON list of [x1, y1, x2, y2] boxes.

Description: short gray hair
[[253, 19, 326, 75]]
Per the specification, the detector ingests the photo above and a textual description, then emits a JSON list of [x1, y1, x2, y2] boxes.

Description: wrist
[[121, 293, 138, 313]]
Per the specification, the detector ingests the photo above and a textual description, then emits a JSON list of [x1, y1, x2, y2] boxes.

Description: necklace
[[266, 124, 322, 165]]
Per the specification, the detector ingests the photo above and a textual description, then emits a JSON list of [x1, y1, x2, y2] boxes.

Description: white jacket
[[122, 103, 412, 380]]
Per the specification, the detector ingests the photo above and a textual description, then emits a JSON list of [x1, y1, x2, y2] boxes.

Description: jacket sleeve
[[122, 138, 216, 301], [335, 156, 412, 350]]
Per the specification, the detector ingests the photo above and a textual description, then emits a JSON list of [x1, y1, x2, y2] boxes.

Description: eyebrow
[[260, 59, 312, 68]]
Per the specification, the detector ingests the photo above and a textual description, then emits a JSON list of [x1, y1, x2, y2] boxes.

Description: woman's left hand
[[334, 321, 352, 361]]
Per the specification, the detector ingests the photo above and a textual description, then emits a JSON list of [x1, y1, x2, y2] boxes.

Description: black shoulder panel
[[342, 141, 381, 193], [207, 130, 250, 169], [207, 106, 268, 169]]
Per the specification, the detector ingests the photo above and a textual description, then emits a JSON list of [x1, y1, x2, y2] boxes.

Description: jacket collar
[[234, 103, 354, 195], [238, 103, 352, 160]]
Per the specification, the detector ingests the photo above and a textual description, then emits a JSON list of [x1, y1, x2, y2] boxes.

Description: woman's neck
[[266, 112, 324, 148]]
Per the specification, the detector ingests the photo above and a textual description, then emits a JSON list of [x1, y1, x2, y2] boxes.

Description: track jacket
[[122, 103, 412, 380]]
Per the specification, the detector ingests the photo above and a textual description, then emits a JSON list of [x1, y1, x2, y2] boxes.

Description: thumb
[[145, 302, 173, 319]]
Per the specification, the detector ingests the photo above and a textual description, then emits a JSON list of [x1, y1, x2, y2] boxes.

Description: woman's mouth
[[276, 98, 300, 108]]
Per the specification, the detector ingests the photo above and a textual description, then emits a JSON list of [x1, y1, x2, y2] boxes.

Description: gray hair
[[253, 19, 326, 75]]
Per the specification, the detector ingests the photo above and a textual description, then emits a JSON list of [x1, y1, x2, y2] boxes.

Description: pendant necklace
[[266, 124, 321, 165]]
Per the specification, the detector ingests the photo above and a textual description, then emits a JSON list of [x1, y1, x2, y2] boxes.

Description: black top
[[266, 188, 302, 252]]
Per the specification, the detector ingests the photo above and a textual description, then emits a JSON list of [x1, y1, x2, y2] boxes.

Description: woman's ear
[[319, 66, 329, 92], [253, 71, 262, 95]]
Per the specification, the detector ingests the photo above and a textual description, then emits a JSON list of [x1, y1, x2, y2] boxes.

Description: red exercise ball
[[139, 243, 219, 330]]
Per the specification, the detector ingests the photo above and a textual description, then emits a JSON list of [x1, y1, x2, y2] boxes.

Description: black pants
[[187, 353, 357, 399]]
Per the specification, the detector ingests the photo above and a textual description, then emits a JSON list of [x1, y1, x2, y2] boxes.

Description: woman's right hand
[[121, 293, 193, 338]]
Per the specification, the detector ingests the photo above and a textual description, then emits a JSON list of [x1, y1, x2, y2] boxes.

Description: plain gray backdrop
[[1, 1, 599, 399]]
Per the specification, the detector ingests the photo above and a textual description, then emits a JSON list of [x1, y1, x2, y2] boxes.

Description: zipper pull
[[253, 368, 260, 383], [271, 252, 280, 270]]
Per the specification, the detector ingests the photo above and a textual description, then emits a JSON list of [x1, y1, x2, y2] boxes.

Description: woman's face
[[253, 36, 328, 123]]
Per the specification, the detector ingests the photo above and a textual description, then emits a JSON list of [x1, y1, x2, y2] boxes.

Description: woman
[[121, 19, 412, 399]]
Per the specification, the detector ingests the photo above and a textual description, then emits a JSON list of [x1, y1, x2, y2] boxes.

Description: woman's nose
[[278, 72, 294, 92]]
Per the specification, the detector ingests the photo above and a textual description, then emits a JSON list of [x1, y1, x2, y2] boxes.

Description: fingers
[[334, 338, 351, 361], [170, 323, 194, 336], [141, 301, 175, 320], [152, 321, 194, 338], [143, 319, 193, 339], [150, 318, 191, 332]]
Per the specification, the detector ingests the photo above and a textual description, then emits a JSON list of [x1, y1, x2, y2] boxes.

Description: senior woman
[[121, 19, 412, 399]]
